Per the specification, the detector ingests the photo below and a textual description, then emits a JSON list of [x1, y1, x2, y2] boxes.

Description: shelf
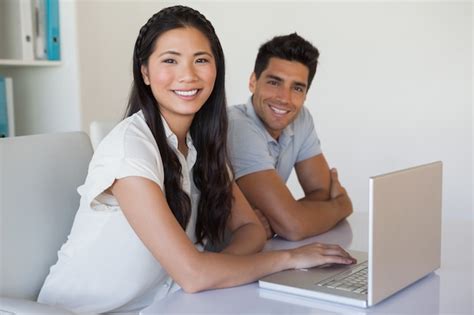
[[0, 59, 61, 67]]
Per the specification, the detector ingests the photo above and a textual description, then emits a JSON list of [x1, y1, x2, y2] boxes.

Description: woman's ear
[[141, 65, 151, 85]]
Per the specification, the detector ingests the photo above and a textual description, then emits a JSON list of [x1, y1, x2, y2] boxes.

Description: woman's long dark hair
[[125, 5, 232, 245]]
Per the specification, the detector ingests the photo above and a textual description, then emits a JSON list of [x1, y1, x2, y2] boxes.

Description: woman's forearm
[[183, 242, 355, 293], [183, 249, 292, 293]]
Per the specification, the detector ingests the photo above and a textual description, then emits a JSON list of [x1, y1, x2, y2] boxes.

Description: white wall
[[75, 1, 472, 219]]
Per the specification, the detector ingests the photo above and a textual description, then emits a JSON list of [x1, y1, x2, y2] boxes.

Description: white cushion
[[0, 297, 76, 314], [0, 132, 93, 301]]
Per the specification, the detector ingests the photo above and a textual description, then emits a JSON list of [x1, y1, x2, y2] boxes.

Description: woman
[[38, 5, 355, 313]]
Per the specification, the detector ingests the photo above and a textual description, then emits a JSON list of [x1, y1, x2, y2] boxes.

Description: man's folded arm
[[236, 154, 352, 241]]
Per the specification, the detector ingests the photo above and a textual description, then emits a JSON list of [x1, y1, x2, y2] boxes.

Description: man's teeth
[[175, 89, 198, 96], [270, 106, 288, 114]]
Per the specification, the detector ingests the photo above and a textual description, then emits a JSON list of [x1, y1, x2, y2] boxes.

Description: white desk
[[141, 212, 473, 314]]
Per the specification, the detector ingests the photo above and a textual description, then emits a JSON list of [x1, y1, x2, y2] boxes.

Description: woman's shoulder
[[78, 111, 165, 205], [93, 111, 161, 163], [113, 111, 153, 142]]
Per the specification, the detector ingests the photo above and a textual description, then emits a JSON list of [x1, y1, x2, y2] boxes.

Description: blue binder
[[45, 0, 60, 60], [0, 77, 9, 138]]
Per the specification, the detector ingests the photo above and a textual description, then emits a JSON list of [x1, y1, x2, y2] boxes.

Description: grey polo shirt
[[228, 98, 322, 182]]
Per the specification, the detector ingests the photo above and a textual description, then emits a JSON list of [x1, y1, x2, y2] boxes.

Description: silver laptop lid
[[368, 161, 442, 306]]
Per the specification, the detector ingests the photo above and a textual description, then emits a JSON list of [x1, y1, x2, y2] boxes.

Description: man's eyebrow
[[266, 74, 307, 89], [265, 74, 283, 81], [294, 81, 307, 89]]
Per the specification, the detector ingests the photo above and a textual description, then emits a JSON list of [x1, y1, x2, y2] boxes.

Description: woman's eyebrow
[[158, 51, 213, 57], [158, 50, 180, 57]]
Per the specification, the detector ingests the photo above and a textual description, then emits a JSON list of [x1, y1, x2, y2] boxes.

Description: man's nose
[[276, 86, 291, 104]]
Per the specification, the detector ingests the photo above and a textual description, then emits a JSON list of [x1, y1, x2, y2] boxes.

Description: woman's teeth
[[174, 89, 198, 96]]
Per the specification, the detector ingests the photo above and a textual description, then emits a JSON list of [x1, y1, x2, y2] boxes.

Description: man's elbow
[[282, 230, 307, 242], [273, 219, 308, 241]]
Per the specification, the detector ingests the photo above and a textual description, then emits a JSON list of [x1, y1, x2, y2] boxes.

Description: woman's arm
[[111, 176, 355, 294], [220, 182, 266, 255]]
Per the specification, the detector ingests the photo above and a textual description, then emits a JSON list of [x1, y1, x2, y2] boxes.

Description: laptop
[[259, 161, 442, 308]]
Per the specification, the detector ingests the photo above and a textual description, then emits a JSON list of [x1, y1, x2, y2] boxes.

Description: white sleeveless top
[[38, 111, 201, 313]]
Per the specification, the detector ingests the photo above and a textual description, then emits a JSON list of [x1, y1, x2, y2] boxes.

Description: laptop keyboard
[[316, 261, 368, 294]]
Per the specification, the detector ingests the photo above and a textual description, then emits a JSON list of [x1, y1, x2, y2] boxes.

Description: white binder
[[0, 0, 35, 61], [33, 0, 47, 60]]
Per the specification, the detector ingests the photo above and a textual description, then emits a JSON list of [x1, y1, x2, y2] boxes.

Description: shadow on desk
[[264, 218, 354, 251], [259, 273, 440, 314], [141, 273, 439, 314]]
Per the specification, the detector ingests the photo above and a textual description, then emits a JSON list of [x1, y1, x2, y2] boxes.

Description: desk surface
[[141, 212, 473, 314]]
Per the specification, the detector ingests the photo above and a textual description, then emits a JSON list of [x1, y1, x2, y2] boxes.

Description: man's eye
[[294, 86, 304, 92], [268, 80, 278, 86]]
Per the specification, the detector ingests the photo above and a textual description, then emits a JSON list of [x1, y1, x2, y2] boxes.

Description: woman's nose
[[178, 64, 198, 83]]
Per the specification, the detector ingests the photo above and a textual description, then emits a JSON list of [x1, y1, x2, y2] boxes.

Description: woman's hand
[[289, 242, 356, 270]]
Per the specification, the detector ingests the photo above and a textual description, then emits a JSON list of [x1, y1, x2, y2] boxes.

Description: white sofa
[[0, 132, 93, 314], [89, 120, 116, 151]]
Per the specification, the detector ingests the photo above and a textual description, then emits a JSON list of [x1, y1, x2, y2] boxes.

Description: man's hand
[[329, 168, 352, 215], [254, 208, 274, 239]]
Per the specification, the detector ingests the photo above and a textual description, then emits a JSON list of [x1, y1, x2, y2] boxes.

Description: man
[[228, 33, 352, 241]]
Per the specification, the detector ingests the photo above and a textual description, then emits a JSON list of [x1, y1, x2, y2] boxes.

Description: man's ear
[[141, 65, 150, 85], [249, 72, 257, 93]]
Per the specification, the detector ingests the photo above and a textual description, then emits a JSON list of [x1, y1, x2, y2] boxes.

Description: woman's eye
[[196, 58, 209, 64], [162, 59, 176, 64]]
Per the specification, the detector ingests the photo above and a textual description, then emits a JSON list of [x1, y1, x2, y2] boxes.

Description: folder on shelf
[[45, 0, 60, 60], [33, 0, 47, 60], [6, 77, 14, 136], [0, 0, 35, 60], [19, 0, 35, 61], [0, 77, 7, 137], [0, 76, 15, 137]]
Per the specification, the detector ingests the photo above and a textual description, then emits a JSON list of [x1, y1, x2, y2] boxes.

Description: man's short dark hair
[[253, 33, 319, 89]]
